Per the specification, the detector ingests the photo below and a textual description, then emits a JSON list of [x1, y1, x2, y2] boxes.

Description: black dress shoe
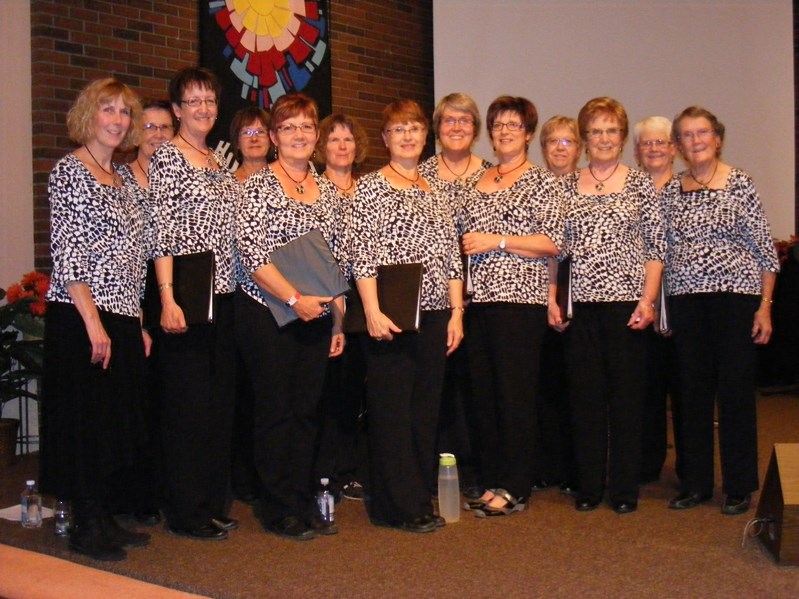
[[102, 515, 151, 548], [668, 491, 712, 510], [167, 523, 228, 541], [422, 514, 446, 528], [268, 516, 317, 541], [211, 516, 240, 531], [575, 496, 600, 512], [398, 516, 437, 533], [133, 511, 161, 526], [234, 491, 259, 506], [559, 482, 577, 496], [531, 479, 550, 492], [612, 500, 638, 514], [721, 494, 751, 516], [307, 515, 338, 535]]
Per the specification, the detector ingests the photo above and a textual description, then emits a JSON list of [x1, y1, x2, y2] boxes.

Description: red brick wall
[[30, 0, 433, 271]]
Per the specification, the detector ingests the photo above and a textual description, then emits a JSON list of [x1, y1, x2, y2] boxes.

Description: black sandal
[[474, 488, 526, 517]]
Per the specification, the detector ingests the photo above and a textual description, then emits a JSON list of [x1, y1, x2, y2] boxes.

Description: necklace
[[388, 162, 421, 189], [279, 160, 310, 194], [178, 133, 213, 166], [135, 156, 148, 177], [588, 161, 620, 191], [324, 172, 354, 195], [440, 153, 470, 186], [493, 158, 527, 184], [689, 160, 719, 190], [85, 145, 121, 186]]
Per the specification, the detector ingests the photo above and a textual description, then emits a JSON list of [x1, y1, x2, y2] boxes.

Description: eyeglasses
[[240, 128, 267, 138], [545, 138, 578, 148], [385, 125, 425, 137], [678, 129, 713, 142], [441, 117, 474, 128], [587, 127, 621, 139], [143, 123, 174, 133], [181, 98, 217, 108], [638, 139, 671, 149], [275, 123, 316, 135], [491, 121, 524, 132]]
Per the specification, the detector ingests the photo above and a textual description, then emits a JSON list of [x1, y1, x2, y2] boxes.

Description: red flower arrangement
[[3, 272, 49, 317]]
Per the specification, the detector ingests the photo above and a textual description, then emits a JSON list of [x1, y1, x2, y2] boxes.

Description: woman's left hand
[[627, 299, 655, 330], [751, 307, 773, 344], [329, 332, 345, 357], [462, 232, 502, 256], [446, 310, 464, 356], [142, 328, 153, 358]]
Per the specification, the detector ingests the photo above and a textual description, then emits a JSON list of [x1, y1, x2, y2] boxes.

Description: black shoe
[[559, 482, 578, 496], [639, 472, 661, 485], [167, 523, 229, 541], [102, 515, 151, 548], [234, 491, 259, 506], [69, 532, 127, 562], [133, 511, 161, 526], [721, 494, 751, 516], [268, 516, 317, 541], [307, 515, 338, 535], [531, 479, 550, 492], [422, 514, 446, 528], [575, 496, 600, 512], [668, 491, 712, 510], [612, 500, 638, 514], [462, 486, 484, 500], [341, 480, 365, 501], [211, 516, 240, 531], [398, 516, 437, 533]]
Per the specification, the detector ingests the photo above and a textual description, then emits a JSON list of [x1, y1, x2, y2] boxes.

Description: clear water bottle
[[437, 453, 460, 523], [316, 477, 335, 525], [53, 499, 71, 536], [20, 480, 43, 528]]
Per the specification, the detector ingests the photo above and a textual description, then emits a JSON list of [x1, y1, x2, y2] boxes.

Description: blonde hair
[[67, 78, 142, 150]]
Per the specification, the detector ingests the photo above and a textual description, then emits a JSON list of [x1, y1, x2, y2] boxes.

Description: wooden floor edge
[[0, 544, 209, 599]]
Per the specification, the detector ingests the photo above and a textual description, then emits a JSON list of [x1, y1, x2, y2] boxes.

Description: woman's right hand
[[160, 299, 188, 334], [365, 308, 402, 342], [292, 295, 334, 322], [84, 317, 112, 369], [547, 301, 570, 332]]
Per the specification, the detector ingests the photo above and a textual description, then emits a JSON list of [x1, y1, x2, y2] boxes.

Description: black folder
[[143, 250, 215, 328], [261, 229, 350, 328], [343, 263, 424, 334], [556, 256, 573, 322]]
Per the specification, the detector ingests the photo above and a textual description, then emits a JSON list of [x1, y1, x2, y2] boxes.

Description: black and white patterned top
[[118, 163, 155, 265], [460, 165, 564, 305], [149, 141, 238, 294], [661, 168, 779, 296], [418, 154, 493, 215], [237, 165, 345, 311], [562, 168, 665, 302], [350, 171, 462, 311], [46, 154, 147, 318]]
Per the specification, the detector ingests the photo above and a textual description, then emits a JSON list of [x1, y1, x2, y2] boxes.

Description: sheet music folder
[[556, 256, 573, 322], [144, 250, 215, 328], [343, 263, 424, 334], [262, 229, 350, 328]]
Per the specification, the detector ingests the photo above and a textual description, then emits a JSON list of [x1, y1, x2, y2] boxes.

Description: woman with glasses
[[550, 97, 665, 514], [540, 116, 582, 176], [350, 99, 464, 533], [235, 93, 346, 540], [230, 106, 271, 183], [41, 78, 150, 561], [418, 93, 491, 501], [662, 106, 778, 515], [459, 96, 563, 517], [149, 67, 239, 541], [632, 116, 680, 487]]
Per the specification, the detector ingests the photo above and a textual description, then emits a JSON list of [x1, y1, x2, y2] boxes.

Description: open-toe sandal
[[474, 488, 526, 518], [463, 489, 495, 511]]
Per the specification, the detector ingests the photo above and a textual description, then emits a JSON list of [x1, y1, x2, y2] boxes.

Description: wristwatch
[[498, 236, 506, 251], [286, 292, 301, 307]]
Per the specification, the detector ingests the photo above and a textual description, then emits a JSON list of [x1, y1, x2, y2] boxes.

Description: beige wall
[[0, 0, 34, 288]]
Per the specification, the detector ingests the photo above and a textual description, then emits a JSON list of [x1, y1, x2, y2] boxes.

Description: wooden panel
[[756, 443, 799, 565]]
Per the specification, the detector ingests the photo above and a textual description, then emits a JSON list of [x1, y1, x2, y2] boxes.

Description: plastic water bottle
[[317, 478, 335, 525], [20, 480, 43, 528], [53, 499, 71, 536], [438, 453, 460, 523]]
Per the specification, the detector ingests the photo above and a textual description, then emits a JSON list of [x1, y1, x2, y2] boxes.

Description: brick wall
[[30, 0, 433, 271]]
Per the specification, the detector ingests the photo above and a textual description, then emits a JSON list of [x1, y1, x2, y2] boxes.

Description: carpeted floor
[[1, 391, 798, 598]]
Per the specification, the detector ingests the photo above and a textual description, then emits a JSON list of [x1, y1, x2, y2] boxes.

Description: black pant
[[566, 301, 646, 503], [159, 294, 235, 529], [670, 293, 760, 496], [466, 303, 547, 500], [365, 310, 449, 525], [235, 290, 332, 523]]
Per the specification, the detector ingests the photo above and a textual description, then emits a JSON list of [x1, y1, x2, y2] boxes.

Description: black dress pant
[[670, 293, 760, 497], [466, 303, 547, 500], [159, 293, 235, 529], [566, 301, 646, 503], [365, 310, 449, 525], [235, 290, 332, 523]]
